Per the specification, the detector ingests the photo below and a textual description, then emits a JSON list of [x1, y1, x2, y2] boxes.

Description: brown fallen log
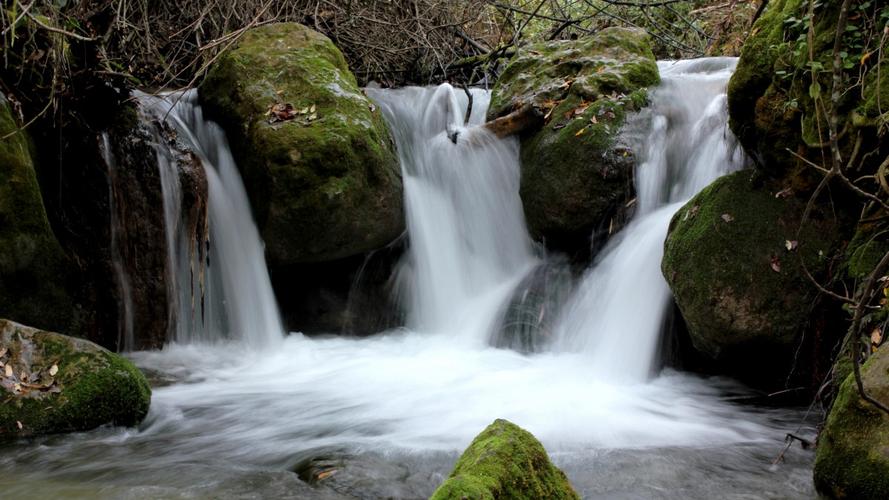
[[448, 104, 544, 144]]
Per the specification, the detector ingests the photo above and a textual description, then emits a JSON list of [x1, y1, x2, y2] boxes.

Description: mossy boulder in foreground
[[488, 27, 659, 253], [814, 347, 889, 499], [662, 170, 842, 385], [430, 419, 579, 500], [199, 22, 403, 265], [0, 319, 150, 438], [0, 94, 77, 333]]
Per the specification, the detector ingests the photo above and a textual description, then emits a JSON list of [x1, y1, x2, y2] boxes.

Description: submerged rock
[[0, 319, 150, 438], [0, 94, 78, 334], [814, 347, 889, 498], [662, 170, 843, 386], [430, 419, 579, 500], [487, 27, 659, 255], [199, 22, 403, 265]]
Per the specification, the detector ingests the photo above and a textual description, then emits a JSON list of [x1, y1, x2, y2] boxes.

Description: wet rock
[[662, 170, 844, 387], [492, 258, 573, 353], [199, 22, 403, 266], [0, 94, 78, 335], [487, 27, 659, 256], [814, 347, 889, 499], [430, 418, 579, 500], [0, 319, 150, 438]]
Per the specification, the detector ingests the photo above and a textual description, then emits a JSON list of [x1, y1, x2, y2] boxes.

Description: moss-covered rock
[[199, 23, 403, 265], [487, 27, 659, 253], [728, 0, 889, 182], [814, 346, 889, 498], [0, 94, 78, 334], [662, 170, 843, 382], [430, 419, 579, 500], [0, 319, 150, 438]]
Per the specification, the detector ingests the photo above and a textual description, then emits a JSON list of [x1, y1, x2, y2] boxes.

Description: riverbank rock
[[728, 0, 888, 183], [662, 170, 843, 385], [0, 94, 78, 334], [487, 27, 659, 255], [814, 347, 889, 498], [430, 419, 579, 500], [199, 22, 403, 265], [0, 319, 150, 438]]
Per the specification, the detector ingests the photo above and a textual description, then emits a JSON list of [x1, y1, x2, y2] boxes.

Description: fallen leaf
[[309, 104, 316, 114], [682, 205, 700, 221], [16, 421, 22, 430], [785, 240, 798, 251], [590, 115, 598, 124], [770, 256, 782, 273], [316, 469, 337, 480], [267, 103, 296, 122], [872, 327, 883, 346], [0, 347, 7, 358], [368, 103, 376, 113], [721, 213, 734, 223], [775, 187, 793, 198], [4, 364, 11, 377], [49, 364, 58, 377], [308, 113, 318, 121], [575, 127, 586, 137]]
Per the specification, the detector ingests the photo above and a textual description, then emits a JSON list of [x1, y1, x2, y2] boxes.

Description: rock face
[[728, 0, 887, 182], [430, 419, 579, 500], [814, 347, 889, 499], [0, 319, 150, 438], [487, 27, 659, 254], [199, 22, 403, 266], [0, 94, 78, 335], [662, 170, 843, 384]]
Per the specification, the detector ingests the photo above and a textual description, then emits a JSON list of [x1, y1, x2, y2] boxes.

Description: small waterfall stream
[[0, 61, 816, 498], [136, 90, 284, 347]]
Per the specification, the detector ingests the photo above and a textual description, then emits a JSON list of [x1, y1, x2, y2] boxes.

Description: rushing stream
[[0, 59, 818, 498]]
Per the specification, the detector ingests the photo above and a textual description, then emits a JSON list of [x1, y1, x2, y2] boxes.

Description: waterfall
[[135, 90, 284, 347], [100, 133, 136, 351], [553, 57, 746, 382], [367, 85, 537, 340]]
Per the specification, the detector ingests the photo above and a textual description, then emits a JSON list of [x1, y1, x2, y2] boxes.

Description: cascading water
[[0, 61, 816, 498], [553, 58, 746, 383], [367, 85, 537, 339], [136, 90, 283, 347]]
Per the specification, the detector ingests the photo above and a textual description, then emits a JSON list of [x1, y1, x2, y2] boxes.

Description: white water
[[553, 58, 745, 383], [0, 60, 816, 498], [367, 85, 537, 338], [136, 91, 283, 347]]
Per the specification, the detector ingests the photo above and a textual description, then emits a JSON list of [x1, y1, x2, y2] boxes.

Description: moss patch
[[488, 27, 659, 252], [0, 94, 77, 333], [0, 319, 150, 438], [814, 347, 889, 499], [199, 23, 403, 265], [662, 170, 843, 368], [431, 419, 579, 500]]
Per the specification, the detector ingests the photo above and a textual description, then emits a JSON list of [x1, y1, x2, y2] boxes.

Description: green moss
[[199, 23, 403, 265], [0, 320, 150, 438], [430, 419, 579, 500], [0, 95, 77, 333], [488, 27, 658, 249], [814, 347, 889, 499], [662, 170, 842, 361], [846, 224, 889, 279]]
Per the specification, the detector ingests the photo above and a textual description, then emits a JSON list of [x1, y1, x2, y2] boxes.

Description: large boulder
[[487, 27, 659, 254], [199, 23, 403, 265], [814, 347, 889, 498], [0, 319, 150, 438], [430, 419, 579, 500], [0, 94, 78, 334], [662, 170, 844, 385]]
